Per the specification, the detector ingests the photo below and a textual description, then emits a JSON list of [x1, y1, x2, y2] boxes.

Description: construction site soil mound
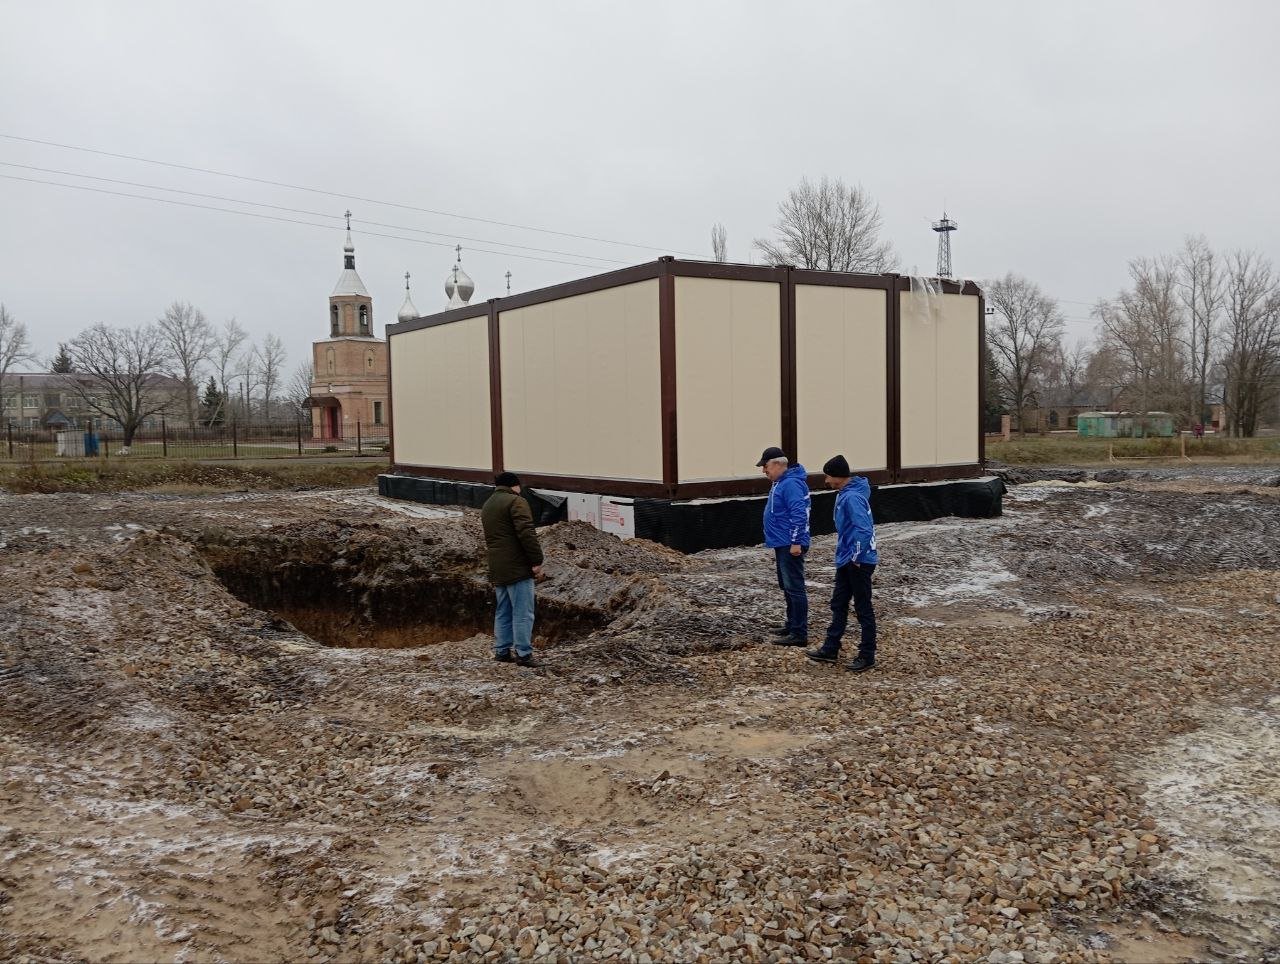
[[2, 480, 1279, 962]]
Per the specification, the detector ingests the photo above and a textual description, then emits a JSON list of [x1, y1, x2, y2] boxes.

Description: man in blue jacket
[[757, 446, 811, 646], [806, 454, 879, 673]]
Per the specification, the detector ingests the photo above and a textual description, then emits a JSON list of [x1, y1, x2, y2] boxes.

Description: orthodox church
[[309, 215, 475, 439]]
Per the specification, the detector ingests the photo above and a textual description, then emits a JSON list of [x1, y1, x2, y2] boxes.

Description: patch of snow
[[322, 491, 462, 520], [900, 556, 1019, 608], [43, 588, 116, 630], [895, 616, 946, 627], [116, 701, 176, 734], [589, 843, 657, 871], [1138, 697, 1280, 951]]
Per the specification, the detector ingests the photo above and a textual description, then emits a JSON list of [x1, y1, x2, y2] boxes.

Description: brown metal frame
[[486, 299, 503, 474], [387, 304, 489, 335], [779, 267, 797, 461], [977, 290, 987, 467], [387, 262, 667, 339], [392, 463, 666, 499], [385, 323, 396, 465], [658, 258, 678, 491], [385, 258, 986, 498], [889, 276, 903, 480]]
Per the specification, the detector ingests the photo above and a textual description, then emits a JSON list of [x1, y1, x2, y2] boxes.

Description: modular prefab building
[[1077, 411, 1176, 439], [385, 258, 984, 504], [1077, 412, 1119, 438]]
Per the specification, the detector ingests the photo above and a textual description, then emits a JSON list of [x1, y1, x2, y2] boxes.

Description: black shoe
[[845, 655, 876, 673], [494, 651, 514, 663], [515, 654, 539, 668], [770, 626, 793, 637], [805, 646, 840, 663], [772, 635, 808, 647]]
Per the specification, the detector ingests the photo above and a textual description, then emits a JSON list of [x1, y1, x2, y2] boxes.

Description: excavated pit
[[192, 519, 616, 649]]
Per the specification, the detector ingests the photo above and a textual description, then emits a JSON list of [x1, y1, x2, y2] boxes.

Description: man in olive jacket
[[480, 472, 544, 667]]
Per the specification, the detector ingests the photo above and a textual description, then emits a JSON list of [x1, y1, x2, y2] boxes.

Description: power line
[[0, 160, 625, 265], [0, 132, 699, 256], [0, 173, 611, 270]]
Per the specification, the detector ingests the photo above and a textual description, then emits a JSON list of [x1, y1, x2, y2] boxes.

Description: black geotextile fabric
[[377, 475, 567, 526], [378, 475, 1004, 553], [628, 477, 1005, 553]]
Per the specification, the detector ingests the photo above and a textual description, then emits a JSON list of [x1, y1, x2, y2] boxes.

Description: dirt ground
[[2, 471, 1279, 963]]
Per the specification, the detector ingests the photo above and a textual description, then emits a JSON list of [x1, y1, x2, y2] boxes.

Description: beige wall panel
[[795, 285, 887, 474], [899, 292, 980, 468], [390, 316, 492, 470], [675, 277, 780, 482], [899, 292, 940, 468], [935, 294, 980, 465], [500, 280, 661, 481]]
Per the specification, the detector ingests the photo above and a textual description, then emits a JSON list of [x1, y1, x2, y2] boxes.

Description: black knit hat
[[494, 471, 521, 488], [822, 454, 851, 477]]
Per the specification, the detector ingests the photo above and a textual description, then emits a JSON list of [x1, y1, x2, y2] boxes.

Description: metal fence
[[2, 418, 390, 462]]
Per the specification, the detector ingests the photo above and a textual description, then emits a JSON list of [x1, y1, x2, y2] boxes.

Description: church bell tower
[[310, 213, 388, 441], [329, 210, 374, 338]]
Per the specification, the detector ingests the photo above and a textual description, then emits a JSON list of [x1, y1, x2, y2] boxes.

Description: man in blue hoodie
[[756, 446, 811, 646], [806, 454, 879, 673]]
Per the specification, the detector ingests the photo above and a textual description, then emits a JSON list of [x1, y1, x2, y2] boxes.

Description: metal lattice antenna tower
[[932, 212, 958, 279], [505, 270, 512, 294]]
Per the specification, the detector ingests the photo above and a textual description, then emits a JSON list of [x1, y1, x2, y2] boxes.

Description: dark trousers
[[774, 547, 809, 639], [824, 562, 877, 656]]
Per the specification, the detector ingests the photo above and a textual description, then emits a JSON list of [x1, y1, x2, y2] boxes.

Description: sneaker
[[770, 626, 793, 637], [494, 651, 514, 663], [845, 655, 876, 674], [772, 635, 808, 647], [805, 646, 840, 663], [515, 654, 539, 668]]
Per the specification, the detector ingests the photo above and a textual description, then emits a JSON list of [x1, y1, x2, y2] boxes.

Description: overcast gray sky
[[3, 0, 1278, 372]]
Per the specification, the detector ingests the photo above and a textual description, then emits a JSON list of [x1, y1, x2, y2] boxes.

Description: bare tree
[[250, 334, 287, 420], [1042, 338, 1093, 417], [1220, 250, 1280, 437], [60, 323, 174, 447], [754, 176, 897, 272], [1082, 346, 1123, 409], [158, 301, 213, 433], [1094, 257, 1187, 424], [1175, 235, 1222, 428], [212, 318, 248, 423], [285, 360, 315, 418], [0, 303, 36, 422], [711, 223, 728, 263], [985, 274, 1065, 432]]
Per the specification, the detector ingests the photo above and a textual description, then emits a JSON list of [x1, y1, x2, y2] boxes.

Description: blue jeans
[[824, 562, 876, 657], [774, 547, 809, 639], [494, 578, 536, 658]]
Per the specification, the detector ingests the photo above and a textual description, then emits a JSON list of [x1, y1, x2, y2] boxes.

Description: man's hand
[[532, 565, 544, 578], [790, 544, 802, 557]]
